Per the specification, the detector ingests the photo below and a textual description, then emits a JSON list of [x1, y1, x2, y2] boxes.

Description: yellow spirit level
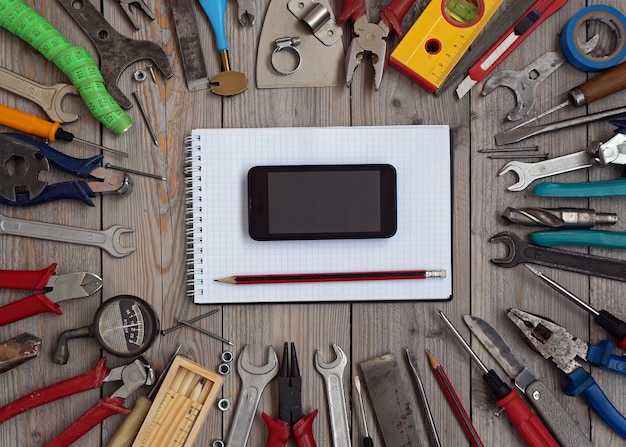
[[390, 0, 505, 93]]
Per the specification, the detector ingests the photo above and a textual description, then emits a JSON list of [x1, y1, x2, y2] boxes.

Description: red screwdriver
[[0, 104, 128, 157], [525, 265, 626, 349], [438, 310, 559, 447]]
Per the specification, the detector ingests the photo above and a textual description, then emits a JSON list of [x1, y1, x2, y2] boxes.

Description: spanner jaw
[[498, 163, 528, 192], [489, 231, 523, 267]]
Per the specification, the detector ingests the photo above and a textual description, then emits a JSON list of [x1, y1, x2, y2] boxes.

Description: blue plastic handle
[[5, 133, 102, 177], [198, 0, 228, 51], [0, 181, 95, 207], [530, 230, 626, 250], [587, 340, 626, 376], [533, 179, 626, 197], [564, 367, 626, 438]]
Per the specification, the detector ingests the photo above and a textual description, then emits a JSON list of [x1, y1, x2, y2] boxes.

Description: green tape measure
[[0, 0, 132, 135]]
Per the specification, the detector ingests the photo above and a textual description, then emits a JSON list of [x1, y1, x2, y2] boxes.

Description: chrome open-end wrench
[[314, 344, 350, 447], [0, 67, 79, 123], [226, 345, 279, 447], [0, 213, 135, 257], [490, 231, 626, 282]]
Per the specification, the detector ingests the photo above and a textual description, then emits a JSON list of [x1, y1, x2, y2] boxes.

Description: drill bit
[[502, 207, 617, 228]]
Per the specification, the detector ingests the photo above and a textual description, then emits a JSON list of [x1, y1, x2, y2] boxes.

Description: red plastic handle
[[380, 0, 414, 38], [496, 389, 559, 447], [337, 0, 366, 25], [262, 413, 291, 447], [0, 263, 56, 289], [293, 410, 318, 447], [468, 0, 569, 82], [0, 293, 62, 326], [44, 397, 129, 447], [0, 358, 109, 424]]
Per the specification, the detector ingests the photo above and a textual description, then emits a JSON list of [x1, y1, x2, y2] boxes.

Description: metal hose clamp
[[271, 36, 302, 75]]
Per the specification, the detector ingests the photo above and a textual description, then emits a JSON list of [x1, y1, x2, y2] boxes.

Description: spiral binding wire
[[185, 135, 205, 299]]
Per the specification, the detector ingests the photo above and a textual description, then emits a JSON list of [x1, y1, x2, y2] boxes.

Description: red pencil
[[426, 349, 484, 447], [215, 269, 446, 284]]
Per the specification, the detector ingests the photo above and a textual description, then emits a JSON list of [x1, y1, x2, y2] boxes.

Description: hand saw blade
[[171, 0, 210, 91], [360, 353, 424, 447]]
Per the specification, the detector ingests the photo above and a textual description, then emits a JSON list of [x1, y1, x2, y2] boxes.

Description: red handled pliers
[[0, 263, 102, 326], [337, 0, 414, 89], [0, 357, 154, 446], [262, 342, 318, 447]]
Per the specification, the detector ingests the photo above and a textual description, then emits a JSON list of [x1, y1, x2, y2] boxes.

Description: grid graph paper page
[[187, 126, 452, 303]]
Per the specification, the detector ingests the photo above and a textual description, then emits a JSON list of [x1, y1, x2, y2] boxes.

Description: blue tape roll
[[560, 5, 626, 72]]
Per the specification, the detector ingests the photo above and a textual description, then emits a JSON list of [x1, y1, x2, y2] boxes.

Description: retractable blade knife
[[463, 315, 591, 447]]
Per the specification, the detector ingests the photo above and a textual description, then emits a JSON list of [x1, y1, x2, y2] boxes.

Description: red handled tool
[[0, 263, 102, 326], [0, 358, 153, 447], [337, 0, 414, 89], [262, 342, 318, 447], [438, 311, 559, 447], [456, 0, 569, 98]]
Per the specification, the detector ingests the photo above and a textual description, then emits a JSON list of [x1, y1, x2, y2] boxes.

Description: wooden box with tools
[[132, 355, 223, 446]]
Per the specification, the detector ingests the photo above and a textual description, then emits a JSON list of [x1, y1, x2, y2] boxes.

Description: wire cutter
[[337, 0, 414, 89], [0, 357, 154, 446], [0, 133, 132, 207], [116, 0, 156, 29], [262, 342, 318, 447], [0, 263, 102, 326], [508, 308, 626, 438]]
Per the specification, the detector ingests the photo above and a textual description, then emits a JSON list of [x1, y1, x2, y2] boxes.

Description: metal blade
[[463, 315, 532, 388], [45, 272, 103, 303]]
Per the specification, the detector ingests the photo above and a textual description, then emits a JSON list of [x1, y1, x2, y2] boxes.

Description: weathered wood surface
[[0, 0, 625, 446]]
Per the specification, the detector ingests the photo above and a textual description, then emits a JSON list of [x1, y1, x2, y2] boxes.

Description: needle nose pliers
[[262, 342, 318, 447], [508, 308, 626, 438], [0, 263, 102, 326]]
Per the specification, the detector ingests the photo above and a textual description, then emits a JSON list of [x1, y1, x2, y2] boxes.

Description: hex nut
[[221, 350, 233, 363], [133, 69, 147, 82], [212, 440, 225, 447], [218, 363, 230, 375], [217, 398, 231, 411]]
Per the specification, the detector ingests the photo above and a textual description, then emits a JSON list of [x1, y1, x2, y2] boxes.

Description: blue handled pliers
[[508, 308, 626, 438], [0, 133, 132, 207]]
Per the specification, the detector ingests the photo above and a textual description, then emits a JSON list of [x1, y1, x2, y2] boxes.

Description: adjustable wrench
[[226, 345, 279, 447], [56, 0, 173, 109], [0, 67, 79, 123], [0, 213, 135, 257], [314, 344, 350, 447], [490, 231, 626, 282]]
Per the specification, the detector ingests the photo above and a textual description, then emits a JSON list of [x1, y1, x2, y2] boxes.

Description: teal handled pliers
[[508, 308, 626, 438], [530, 229, 626, 250]]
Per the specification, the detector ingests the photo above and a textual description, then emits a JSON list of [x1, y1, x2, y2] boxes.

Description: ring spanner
[[0, 213, 135, 257]]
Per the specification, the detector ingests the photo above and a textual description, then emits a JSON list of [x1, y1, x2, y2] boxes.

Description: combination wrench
[[314, 344, 350, 447], [0, 67, 79, 123], [490, 231, 626, 282], [226, 345, 279, 447], [0, 213, 135, 257]]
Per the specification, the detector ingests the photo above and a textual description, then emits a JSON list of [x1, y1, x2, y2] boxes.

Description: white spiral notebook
[[185, 126, 453, 304]]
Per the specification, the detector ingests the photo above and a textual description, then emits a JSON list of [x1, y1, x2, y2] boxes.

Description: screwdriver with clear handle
[[438, 310, 560, 447], [0, 104, 128, 158], [525, 265, 626, 349]]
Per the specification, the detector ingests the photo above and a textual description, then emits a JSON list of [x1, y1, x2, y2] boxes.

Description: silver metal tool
[[131, 91, 159, 146], [0, 212, 135, 257], [117, 0, 156, 30], [463, 314, 592, 447], [489, 231, 626, 282], [406, 349, 441, 447], [0, 67, 79, 123], [57, 0, 173, 109], [0, 333, 41, 375], [237, 0, 255, 26], [483, 37, 598, 121], [314, 344, 350, 447], [501, 207, 618, 228], [226, 345, 279, 447]]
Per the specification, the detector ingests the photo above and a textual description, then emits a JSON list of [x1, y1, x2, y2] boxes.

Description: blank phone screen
[[267, 170, 381, 234]]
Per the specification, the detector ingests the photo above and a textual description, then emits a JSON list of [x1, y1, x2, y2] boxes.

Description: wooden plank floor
[[1, 0, 625, 446]]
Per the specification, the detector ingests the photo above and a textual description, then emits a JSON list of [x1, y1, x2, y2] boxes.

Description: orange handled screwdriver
[[0, 104, 128, 158]]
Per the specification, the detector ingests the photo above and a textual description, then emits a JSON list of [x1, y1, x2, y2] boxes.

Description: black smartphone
[[247, 164, 397, 241]]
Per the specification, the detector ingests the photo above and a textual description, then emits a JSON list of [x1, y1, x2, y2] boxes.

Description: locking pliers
[[0, 133, 132, 206]]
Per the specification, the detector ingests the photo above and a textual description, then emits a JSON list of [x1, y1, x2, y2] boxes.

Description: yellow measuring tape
[[390, 0, 505, 93]]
